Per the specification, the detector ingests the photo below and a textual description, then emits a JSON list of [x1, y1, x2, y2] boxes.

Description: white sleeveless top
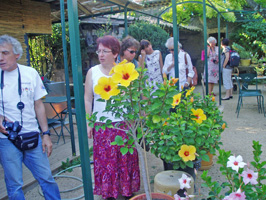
[[92, 65, 120, 122]]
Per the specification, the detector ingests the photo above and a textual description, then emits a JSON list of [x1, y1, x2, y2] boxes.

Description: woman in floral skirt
[[204, 36, 219, 96], [84, 35, 140, 200]]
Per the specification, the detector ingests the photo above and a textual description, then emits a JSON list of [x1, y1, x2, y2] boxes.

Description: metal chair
[[234, 74, 265, 118]]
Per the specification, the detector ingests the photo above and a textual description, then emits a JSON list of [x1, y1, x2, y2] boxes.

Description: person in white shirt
[[0, 35, 60, 200], [163, 37, 194, 91]]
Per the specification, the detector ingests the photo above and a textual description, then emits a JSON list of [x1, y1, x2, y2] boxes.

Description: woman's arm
[[84, 68, 94, 139], [185, 53, 195, 86], [223, 52, 230, 68], [138, 50, 146, 68]]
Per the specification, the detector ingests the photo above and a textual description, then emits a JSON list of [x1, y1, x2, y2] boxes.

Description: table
[[43, 96, 75, 143]]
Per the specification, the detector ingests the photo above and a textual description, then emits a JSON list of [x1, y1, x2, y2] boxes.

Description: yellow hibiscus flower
[[178, 145, 196, 162], [172, 93, 182, 108], [185, 86, 195, 97], [112, 60, 139, 87], [94, 77, 120, 100], [191, 108, 207, 124]]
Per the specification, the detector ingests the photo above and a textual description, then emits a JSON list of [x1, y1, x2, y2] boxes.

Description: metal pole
[[226, 23, 228, 38], [171, 0, 179, 87], [67, 0, 94, 199], [203, 0, 208, 95], [218, 13, 221, 105], [124, 4, 128, 36], [60, 0, 76, 156]]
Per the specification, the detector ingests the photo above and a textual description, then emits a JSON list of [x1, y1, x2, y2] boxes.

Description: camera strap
[[1, 66, 24, 126]]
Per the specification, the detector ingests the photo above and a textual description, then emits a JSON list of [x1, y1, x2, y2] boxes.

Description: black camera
[[213, 59, 217, 64], [2, 121, 22, 141]]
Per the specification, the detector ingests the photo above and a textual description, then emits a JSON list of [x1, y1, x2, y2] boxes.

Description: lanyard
[[1, 66, 24, 126]]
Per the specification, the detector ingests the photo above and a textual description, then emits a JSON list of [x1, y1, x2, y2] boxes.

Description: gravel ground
[[24, 84, 266, 200]]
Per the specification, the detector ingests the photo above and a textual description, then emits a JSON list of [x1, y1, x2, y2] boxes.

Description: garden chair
[[234, 74, 265, 118]]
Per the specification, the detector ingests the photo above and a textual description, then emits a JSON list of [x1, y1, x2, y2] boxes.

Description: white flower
[[178, 174, 192, 190], [227, 155, 246, 172]]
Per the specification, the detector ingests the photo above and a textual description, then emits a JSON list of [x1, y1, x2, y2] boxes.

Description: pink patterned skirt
[[93, 122, 140, 199]]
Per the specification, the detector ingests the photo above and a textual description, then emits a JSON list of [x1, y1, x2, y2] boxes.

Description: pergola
[[35, 0, 264, 199]]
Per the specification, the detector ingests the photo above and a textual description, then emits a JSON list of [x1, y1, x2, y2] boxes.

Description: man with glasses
[[0, 35, 60, 200], [117, 36, 140, 67], [163, 37, 194, 91]]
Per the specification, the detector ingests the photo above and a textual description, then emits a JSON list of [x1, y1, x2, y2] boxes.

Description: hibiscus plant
[[87, 60, 225, 199], [145, 89, 226, 170], [201, 141, 266, 200]]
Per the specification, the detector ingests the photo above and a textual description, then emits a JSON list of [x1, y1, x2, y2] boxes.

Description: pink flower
[[225, 188, 246, 200], [227, 155, 246, 172], [241, 168, 258, 185], [178, 174, 191, 190]]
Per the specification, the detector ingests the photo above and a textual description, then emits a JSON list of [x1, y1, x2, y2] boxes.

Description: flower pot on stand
[[130, 192, 174, 200], [199, 152, 213, 171], [163, 158, 201, 182], [154, 170, 194, 197], [240, 59, 251, 67]]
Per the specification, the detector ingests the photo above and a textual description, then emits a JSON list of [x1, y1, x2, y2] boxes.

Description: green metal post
[[124, 5, 128, 36], [171, 0, 179, 86], [218, 13, 221, 105], [226, 23, 228, 38], [60, 0, 76, 156], [203, 0, 208, 96], [67, 0, 94, 199]]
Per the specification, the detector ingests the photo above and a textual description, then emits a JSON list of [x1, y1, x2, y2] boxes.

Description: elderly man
[[163, 37, 194, 91], [0, 35, 60, 200]]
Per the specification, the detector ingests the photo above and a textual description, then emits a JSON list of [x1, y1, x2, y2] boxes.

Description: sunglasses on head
[[127, 49, 137, 54], [168, 49, 174, 52]]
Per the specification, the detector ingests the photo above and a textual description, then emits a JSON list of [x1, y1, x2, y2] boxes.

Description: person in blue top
[[117, 36, 139, 67]]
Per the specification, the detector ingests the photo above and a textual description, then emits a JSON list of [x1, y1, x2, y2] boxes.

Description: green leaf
[[129, 148, 134, 154], [120, 147, 129, 155], [201, 154, 210, 162], [152, 115, 161, 123], [110, 141, 117, 145]]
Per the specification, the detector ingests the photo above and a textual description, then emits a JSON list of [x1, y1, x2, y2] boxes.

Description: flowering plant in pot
[[145, 89, 226, 173], [88, 60, 225, 199], [201, 140, 266, 200]]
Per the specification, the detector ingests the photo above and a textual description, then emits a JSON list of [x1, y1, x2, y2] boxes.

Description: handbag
[[12, 132, 39, 151]]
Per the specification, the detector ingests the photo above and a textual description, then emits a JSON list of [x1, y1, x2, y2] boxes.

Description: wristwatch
[[42, 130, 51, 136]]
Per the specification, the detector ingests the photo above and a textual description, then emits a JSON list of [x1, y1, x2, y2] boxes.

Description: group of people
[[204, 36, 234, 100], [0, 33, 234, 200]]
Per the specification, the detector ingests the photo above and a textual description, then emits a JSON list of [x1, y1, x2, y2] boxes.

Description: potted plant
[[145, 90, 226, 177], [232, 43, 251, 67], [88, 60, 225, 199], [254, 63, 266, 76]]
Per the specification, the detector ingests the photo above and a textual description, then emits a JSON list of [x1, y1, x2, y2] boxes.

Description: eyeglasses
[[127, 49, 137, 54], [96, 49, 112, 55], [168, 49, 174, 52]]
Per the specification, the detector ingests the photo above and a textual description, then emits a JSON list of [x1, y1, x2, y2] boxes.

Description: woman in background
[[117, 36, 140, 67], [204, 36, 219, 96], [138, 39, 164, 93], [84, 35, 140, 200], [221, 38, 233, 100]]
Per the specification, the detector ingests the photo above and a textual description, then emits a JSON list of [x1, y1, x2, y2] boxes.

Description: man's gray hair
[[0, 35, 23, 60], [207, 36, 217, 44], [165, 37, 182, 49]]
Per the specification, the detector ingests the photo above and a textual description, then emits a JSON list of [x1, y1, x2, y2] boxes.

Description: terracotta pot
[[199, 152, 213, 171], [130, 192, 174, 200], [240, 59, 251, 67]]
